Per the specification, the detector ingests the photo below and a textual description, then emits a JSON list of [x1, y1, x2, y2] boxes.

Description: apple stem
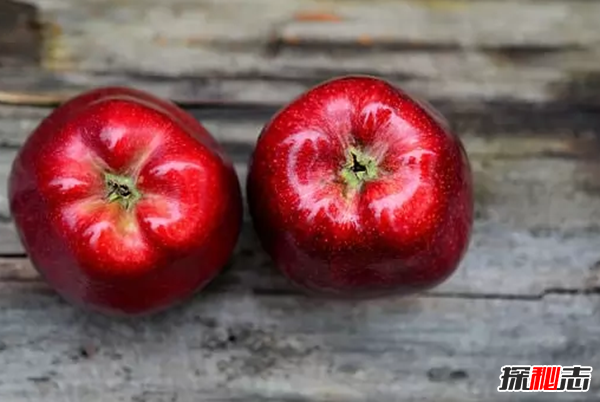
[[339, 146, 378, 191], [105, 172, 141, 210]]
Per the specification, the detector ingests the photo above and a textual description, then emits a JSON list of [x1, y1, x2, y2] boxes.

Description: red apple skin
[[9, 87, 243, 315], [247, 76, 473, 297]]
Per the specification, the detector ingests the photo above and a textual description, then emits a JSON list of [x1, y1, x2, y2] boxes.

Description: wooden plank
[[28, 0, 600, 69], [0, 68, 562, 107], [1, 62, 600, 109], [0, 283, 597, 402], [0, 0, 42, 68], [2, 105, 600, 225], [0, 103, 600, 297], [4, 135, 600, 232], [3, 209, 600, 297], [0, 3, 596, 401], [0, 150, 15, 220], [1, 106, 600, 295], [2, 100, 600, 148], [0, 225, 24, 256], [278, 1, 600, 48], [0, 0, 591, 107]]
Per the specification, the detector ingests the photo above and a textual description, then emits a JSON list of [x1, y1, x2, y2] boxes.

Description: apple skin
[[247, 76, 473, 297], [8, 87, 243, 315]]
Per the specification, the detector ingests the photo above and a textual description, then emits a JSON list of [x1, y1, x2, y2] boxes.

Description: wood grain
[[0, 2, 598, 401], [1, 51, 600, 106], [1, 106, 600, 298], [0, 285, 597, 402], [28, 0, 600, 68], [0, 0, 599, 106], [0, 0, 42, 67]]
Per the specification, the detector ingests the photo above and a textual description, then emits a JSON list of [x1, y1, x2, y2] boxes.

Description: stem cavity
[[339, 146, 379, 192], [105, 172, 141, 210]]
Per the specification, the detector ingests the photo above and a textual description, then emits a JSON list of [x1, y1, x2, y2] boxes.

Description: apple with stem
[[247, 76, 473, 297], [9, 87, 242, 315]]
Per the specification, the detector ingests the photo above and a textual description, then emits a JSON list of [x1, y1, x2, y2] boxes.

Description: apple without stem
[[247, 76, 473, 297], [9, 87, 242, 315]]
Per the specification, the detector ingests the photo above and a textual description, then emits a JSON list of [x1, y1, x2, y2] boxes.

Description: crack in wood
[[250, 287, 600, 300], [269, 38, 585, 55], [1, 273, 595, 301]]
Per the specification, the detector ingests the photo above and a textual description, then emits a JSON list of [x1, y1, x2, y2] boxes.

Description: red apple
[[9, 87, 242, 315], [247, 76, 473, 297]]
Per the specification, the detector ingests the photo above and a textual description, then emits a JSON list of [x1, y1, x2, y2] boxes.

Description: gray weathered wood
[[1, 106, 600, 297], [0, 0, 42, 67], [27, 0, 600, 73], [0, 2, 598, 401], [2, 59, 600, 109], [3, 100, 600, 150], [0, 284, 597, 402], [3, 214, 600, 298], [0, 0, 599, 106], [0, 68, 569, 107], [3, 144, 600, 232], [279, 2, 600, 48]]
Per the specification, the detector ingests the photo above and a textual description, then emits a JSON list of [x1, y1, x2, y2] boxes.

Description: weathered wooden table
[[1, 0, 599, 401]]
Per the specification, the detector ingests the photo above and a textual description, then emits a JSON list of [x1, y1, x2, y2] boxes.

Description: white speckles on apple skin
[[247, 75, 474, 297], [9, 86, 244, 315]]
